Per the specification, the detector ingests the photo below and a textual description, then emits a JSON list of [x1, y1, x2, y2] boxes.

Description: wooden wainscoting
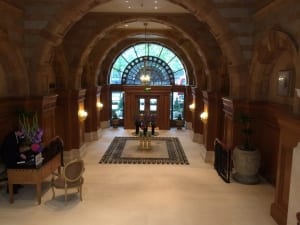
[[0, 95, 58, 145]]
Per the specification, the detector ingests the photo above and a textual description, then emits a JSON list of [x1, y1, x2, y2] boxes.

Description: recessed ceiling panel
[[90, 0, 188, 13], [117, 21, 171, 30]]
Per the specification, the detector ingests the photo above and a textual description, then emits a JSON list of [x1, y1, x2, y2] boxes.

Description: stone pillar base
[[84, 128, 103, 142], [193, 133, 203, 144], [100, 120, 110, 128], [63, 143, 88, 163], [185, 122, 192, 130], [199, 146, 214, 163]]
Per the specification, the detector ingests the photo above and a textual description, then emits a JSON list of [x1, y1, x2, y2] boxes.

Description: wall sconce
[[78, 109, 88, 122], [96, 101, 103, 110], [189, 103, 195, 111], [296, 88, 300, 98], [200, 111, 208, 123]]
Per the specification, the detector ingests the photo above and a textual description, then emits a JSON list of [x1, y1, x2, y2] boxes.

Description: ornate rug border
[[99, 136, 189, 165]]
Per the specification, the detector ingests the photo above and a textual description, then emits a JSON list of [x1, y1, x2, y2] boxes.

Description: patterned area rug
[[99, 136, 189, 165]]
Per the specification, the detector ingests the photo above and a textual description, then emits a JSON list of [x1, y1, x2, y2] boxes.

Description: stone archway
[[31, 0, 245, 98], [0, 30, 29, 97], [250, 26, 299, 102], [61, 14, 220, 90]]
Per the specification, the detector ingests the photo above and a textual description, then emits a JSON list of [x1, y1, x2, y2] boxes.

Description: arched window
[[109, 43, 187, 85]]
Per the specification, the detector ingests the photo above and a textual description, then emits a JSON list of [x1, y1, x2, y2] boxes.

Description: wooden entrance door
[[137, 96, 158, 119], [123, 86, 171, 129]]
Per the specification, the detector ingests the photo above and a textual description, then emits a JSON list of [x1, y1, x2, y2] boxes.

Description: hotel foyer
[[0, 0, 300, 225]]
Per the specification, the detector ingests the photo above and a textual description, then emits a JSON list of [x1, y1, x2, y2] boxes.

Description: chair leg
[[79, 185, 83, 201], [51, 186, 55, 200], [64, 188, 67, 203]]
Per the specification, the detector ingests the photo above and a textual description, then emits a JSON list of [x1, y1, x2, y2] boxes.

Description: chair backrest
[[47, 136, 64, 166], [63, 159, 84, 182]]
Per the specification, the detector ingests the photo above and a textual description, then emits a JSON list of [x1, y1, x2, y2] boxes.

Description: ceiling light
[[140, 22, 151, 86]]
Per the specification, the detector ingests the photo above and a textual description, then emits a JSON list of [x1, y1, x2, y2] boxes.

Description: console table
[[7, 152, 61, 204]]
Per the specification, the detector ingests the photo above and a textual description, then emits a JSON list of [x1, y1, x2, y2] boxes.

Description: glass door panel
[[150, 98, 157, 113], [137, 96, 158, 119]]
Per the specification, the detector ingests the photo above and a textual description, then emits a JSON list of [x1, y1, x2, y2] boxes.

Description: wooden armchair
[[51, 159, 85, 203]]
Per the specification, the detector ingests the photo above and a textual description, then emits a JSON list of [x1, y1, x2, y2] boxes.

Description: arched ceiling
[[3, 0, 249, 97], [62, 10, 222, 89]]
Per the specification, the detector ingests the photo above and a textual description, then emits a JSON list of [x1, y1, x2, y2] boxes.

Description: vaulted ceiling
[[2, 0, 267, 97]]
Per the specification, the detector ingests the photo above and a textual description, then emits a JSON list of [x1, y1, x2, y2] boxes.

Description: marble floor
[[0, 128, 277, 225]]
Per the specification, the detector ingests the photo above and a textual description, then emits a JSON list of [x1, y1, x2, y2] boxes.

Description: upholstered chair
[[51, 159, 84, 203]]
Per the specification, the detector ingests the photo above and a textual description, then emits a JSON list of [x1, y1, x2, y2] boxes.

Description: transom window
[[109, 43, 187, 85]]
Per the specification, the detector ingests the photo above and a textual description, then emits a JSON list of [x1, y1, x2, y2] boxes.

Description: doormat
[[99, 136, 189, 165]]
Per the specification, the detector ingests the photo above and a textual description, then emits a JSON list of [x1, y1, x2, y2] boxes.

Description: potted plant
[[232, 113, 261, 184], [111, 112, 119, 128], [175, 113, 185, 130]]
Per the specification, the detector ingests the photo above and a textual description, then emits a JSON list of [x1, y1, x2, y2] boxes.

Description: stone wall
[[250, 0, 300, 112]]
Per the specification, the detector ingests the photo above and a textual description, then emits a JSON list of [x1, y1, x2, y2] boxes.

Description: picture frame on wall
[[277, 70, 293, 97]]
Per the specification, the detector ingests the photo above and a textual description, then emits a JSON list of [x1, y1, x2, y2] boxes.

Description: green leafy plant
[[112, 112, 118, 119], [177, 114, 182, 120], [236, 113, 255, 151]]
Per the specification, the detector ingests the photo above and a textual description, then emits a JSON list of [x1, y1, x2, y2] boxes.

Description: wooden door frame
[[123, 86, 172, 129]]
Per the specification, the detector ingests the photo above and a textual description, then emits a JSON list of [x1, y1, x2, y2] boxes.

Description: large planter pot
[[111, 118, 119, 128], [232, 147, 261, 184], [175, 120, 185, 130]]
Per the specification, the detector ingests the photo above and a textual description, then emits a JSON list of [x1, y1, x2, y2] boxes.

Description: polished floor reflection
[[0, 128, 277, 225]]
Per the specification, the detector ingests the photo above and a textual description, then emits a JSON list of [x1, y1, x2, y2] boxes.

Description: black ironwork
[[214, 138, 232, 183], [121, 56, 174, 85]]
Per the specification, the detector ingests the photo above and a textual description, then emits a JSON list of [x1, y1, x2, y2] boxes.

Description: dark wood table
[[7, 151, 61, 204]]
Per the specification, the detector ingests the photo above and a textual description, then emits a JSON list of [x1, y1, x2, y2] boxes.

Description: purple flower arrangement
[[18, 111, 44, 153]]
